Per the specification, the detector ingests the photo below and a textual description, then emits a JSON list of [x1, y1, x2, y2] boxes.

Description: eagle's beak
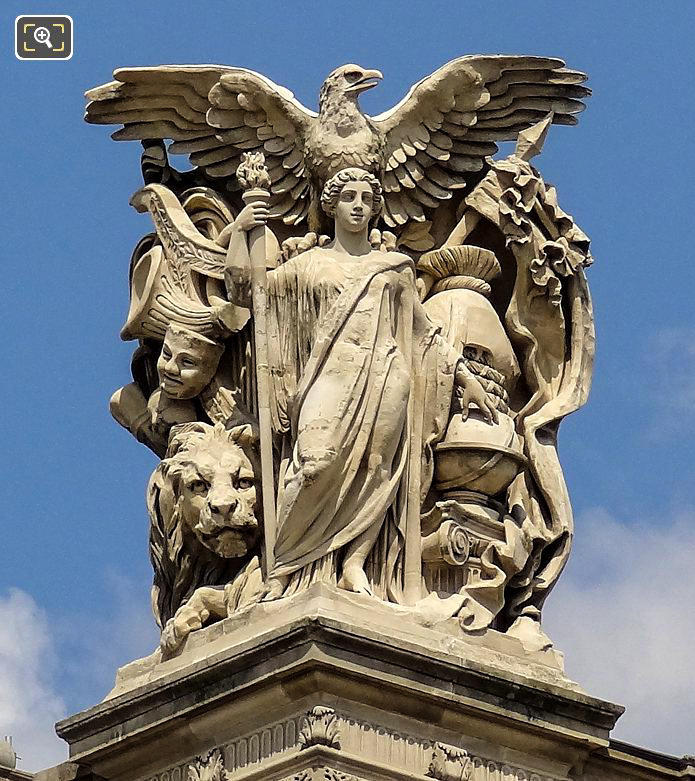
[[347, 69, 383, 94]]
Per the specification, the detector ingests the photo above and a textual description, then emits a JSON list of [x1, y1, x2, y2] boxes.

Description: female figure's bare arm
[[223, 202, 270, 308]]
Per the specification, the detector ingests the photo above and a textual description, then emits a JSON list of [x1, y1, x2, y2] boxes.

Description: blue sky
[[1, 0, 694, 769]]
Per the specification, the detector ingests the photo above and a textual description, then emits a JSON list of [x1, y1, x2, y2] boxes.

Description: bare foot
[[262, 575, 289, 601], [338, 563, 373, 596]]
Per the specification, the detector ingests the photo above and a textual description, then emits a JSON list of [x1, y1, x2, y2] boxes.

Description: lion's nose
[[208, 497, 237, 517]]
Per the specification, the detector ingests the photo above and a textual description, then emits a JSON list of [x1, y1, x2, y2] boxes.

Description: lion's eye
[[237, 478, 254, 490], [181, 358, 196, 368], [188, 479, 208, 493]]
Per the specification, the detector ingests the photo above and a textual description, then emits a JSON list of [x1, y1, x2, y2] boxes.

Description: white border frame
[[15, 15, 74, 61]]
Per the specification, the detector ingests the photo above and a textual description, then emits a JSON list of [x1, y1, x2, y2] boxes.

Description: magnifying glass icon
[[33, 26, 53, 49]]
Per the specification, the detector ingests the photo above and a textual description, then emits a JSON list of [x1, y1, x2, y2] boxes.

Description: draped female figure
[[225, 168, 497, 601]]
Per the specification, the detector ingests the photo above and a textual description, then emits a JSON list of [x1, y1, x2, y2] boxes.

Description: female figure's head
[[157, 324, 224, 400], [320, 168, 383, 233]]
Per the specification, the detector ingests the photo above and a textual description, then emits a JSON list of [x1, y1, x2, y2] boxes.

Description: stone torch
[[236, 152, 277, 577]]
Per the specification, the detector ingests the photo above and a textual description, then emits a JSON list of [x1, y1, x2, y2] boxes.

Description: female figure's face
[[157, 331, 220, 400], [334, 180, 375, 233]]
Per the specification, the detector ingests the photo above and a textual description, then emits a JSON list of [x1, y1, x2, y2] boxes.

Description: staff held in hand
[[234, 152, 276, 577]]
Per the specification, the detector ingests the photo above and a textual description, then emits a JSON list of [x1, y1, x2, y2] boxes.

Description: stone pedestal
[[55, 585, 643, 781]]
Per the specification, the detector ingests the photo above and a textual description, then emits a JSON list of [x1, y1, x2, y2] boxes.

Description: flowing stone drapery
[[463, 156, 594, 634], [263, 248, 460, 600]]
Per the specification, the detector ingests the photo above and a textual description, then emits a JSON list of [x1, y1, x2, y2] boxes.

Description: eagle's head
[[319, 64, 383, 110]]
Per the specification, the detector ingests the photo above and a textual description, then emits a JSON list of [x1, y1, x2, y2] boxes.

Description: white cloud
[[644, 327, 695, 439], [0, 575, 158, 773], [56, 570, 159, 710], [3, 522, 693, 769], [0, 589, 67, 771], [544, 508, 695, 757]]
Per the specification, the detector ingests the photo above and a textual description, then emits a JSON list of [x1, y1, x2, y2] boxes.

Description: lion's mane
[[146, 422, 260, 628]]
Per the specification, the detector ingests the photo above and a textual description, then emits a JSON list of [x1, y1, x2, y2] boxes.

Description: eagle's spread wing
[[85, 65, 316, 224], [208, 71, 315, 224], [85, 66, 241, 164], [372, 56, 590, 227]]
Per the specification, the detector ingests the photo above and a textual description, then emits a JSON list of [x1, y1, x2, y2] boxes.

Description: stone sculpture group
[[86, 55, 594, 657]]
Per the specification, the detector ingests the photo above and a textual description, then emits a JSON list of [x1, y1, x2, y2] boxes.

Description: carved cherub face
[[175, 436, 259, 558], [334, 180, 375, 233], [157, 325, 223, 400]]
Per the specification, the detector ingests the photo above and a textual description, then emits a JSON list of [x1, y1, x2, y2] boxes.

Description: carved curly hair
[[320, 167, 383, 218]]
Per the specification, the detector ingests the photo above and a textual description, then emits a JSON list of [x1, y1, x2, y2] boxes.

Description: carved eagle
[[85, 57, 589, 229]]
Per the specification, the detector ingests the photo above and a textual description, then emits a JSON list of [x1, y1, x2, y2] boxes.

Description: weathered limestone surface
[[0, 740, 33, 781], [44, 54, 692, 781], [56, 585, 617, 779], [54, 586, 691, 781], [84, 58, 598, 649]]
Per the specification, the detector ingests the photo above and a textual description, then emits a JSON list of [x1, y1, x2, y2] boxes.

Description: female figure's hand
[[234, 202, 270, 233], [215, 203, 270, 248]]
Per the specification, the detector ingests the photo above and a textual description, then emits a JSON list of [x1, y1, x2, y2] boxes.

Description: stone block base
[[53, 585, 691, 781]]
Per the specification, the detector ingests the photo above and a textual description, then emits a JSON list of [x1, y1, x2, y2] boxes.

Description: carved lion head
[[146, 422, 261, 627]]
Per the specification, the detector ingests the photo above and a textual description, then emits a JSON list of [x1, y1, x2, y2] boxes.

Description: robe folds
[[263, 248, 461, 601]]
